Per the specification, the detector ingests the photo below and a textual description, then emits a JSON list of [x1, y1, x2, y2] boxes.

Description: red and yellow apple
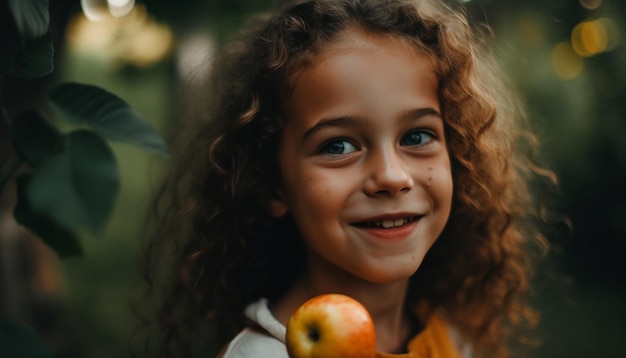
[[285, 293, 377, 358]]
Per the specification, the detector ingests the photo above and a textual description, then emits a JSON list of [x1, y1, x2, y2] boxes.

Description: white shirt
[[220, 298, 288, 357], [220, 298, 473, 358]]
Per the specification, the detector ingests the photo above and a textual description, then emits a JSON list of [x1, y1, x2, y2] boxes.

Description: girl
[[141, 0, 553, 357]]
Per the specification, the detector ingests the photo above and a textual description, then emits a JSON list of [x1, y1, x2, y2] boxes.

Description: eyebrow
[[302, 107, 442, 142], [400, 107, 442, 122]]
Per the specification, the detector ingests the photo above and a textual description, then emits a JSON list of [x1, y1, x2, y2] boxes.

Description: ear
[[269, 192, 289, 218]]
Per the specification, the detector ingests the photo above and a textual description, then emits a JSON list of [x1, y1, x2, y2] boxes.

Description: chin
[[358, 263, 421, 284]]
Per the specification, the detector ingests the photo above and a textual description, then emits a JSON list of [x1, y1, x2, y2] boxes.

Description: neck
[[274, 255, 415, 353]]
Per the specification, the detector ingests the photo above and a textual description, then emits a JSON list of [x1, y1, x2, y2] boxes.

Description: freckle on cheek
[[426, 167, 433, 187]]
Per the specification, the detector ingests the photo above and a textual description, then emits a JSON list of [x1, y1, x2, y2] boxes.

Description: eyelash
[[318, 129, 437, 156], [400, 130, 437, 147], [319, 138, 358, 156]]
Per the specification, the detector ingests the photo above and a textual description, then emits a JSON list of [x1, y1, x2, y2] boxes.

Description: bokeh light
[[176, 32, 216, 84], [572, 19, 609, 57], [518, 15, 545, 48], [579, 0, 603, 10], [598, 18, 621, 51], [108, 0, 135, 18], [108, 0, 131, 5], [67, 4, 174, 68], [81, 0, 135, 21], [552, 42, 584, 80], [80, 0, 108, 22], [570, 18, 620, 58]]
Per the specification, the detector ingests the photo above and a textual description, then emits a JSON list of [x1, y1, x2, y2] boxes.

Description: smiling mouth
[[352, 216, 420, 229]]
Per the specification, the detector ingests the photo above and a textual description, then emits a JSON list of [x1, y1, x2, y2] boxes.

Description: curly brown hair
[[140, 0, 554, 357]]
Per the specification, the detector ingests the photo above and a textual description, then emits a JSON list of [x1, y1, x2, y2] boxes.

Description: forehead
[[325, 28, 427, 59], [316, 26, 432, 64], [279, 30, 440, 147], [282, 28, 438, 116], [284, 28, 436, 95]]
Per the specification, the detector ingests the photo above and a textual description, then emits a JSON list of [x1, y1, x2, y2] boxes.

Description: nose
[[364, 148, 414, 197]]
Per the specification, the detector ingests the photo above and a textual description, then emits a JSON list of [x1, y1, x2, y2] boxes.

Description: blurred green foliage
[[53, 53, 172, 358], [0, 0, 170, 355], [481, 0, 626, 283]]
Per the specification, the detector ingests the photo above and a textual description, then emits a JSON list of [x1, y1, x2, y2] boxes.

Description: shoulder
[[220, 298, 289, 358], [406, 309, 474, 358], [435, 310, 474, 358], [220, 327, 289, 358]]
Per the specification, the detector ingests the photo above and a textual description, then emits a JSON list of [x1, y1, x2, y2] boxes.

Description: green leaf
[[14, 29, 54, 78], [14, 175, 83, 258], [27, 130, 120, 232], [7, 0, 49, 41], [8, 111, 63, 165], [48, 82, 170, 156], [0, 318, 54, 358]]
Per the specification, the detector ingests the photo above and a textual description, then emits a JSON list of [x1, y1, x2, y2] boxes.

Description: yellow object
[[376, 312, 462, 358]]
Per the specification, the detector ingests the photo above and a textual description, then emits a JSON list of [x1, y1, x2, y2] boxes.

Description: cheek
[[292, 170, 349, 213], [423, 158, 453, 207], [280, 156, 330, 206]]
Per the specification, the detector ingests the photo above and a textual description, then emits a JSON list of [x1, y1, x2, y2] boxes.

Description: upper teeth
[[375, 218, 408, 228]]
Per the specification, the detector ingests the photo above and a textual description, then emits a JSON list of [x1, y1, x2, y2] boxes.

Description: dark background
[[1, 0, 624, 357]]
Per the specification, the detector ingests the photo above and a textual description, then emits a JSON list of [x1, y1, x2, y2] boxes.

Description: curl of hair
[[140, 1, 554, 357]]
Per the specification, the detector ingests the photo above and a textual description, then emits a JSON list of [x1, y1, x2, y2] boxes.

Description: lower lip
[[354, 219, 419, 241]]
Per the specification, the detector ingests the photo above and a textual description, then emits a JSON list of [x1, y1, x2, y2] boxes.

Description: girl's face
[[272, 30, 453, 284]]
